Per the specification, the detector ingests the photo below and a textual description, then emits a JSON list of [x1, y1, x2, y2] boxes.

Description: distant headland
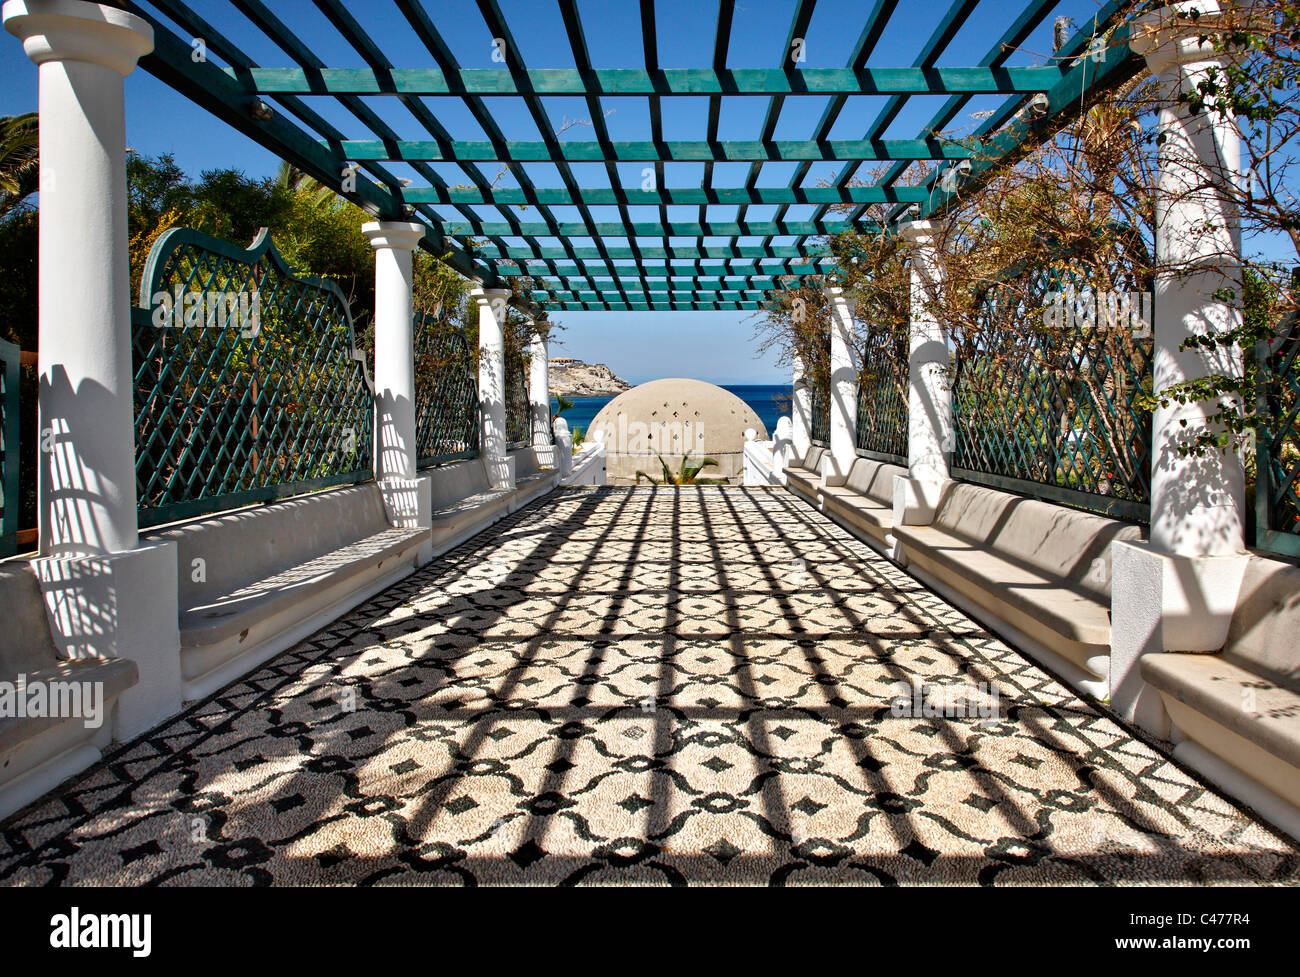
[[549, 357, 632, 397]]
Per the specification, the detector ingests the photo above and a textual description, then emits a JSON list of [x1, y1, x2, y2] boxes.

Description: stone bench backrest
[[1223, 556, 1300, 694], [801, 446, 824, 472], [513, 447, 541, 480], [0, 564, 60, 676], [425, 457, 493, 510], [146, 483, 391, 608], [932, 481, 1143, 600], [845, 458, 908, 506]]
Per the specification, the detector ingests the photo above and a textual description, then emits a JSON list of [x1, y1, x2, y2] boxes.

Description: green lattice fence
[[132, 227, 373, 527], [856, 325, 908, 463], [505, 337, 529, 450], [952, 274, 1154, 521], [1257, 310, 1300, 556], [415, 315, 480, 467], [810, 385, 830, 447], [0, 338, 18, 557]]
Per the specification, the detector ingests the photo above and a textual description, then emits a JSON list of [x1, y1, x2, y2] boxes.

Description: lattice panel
[[505, 337, 529, 450], [0, 338, 18, 556], [1259, 312, 1300, 553], [953, 281, 1153, 517], [810, 384, 830, 447], [415, 317, 479, 467], [133, 228, 373, 525], [856, 325, 908, 462]]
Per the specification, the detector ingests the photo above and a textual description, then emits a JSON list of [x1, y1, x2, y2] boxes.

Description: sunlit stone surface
[[0, 488, 1294, 886]]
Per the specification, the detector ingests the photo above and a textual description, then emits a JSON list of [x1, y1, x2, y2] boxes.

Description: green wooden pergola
[[122, 0, 1145, 313]]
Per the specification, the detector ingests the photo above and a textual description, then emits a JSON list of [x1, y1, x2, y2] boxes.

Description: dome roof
[[589, 379, 767, 483]]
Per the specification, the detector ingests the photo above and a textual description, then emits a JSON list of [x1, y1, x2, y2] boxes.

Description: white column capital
[[897, 219, 941, 250], [823, 284, 856, 312], [470, 285, 512, 308], [4, 0, 153, 76], [361, 220, 424, 252], [1130, 2, 1231, 76]]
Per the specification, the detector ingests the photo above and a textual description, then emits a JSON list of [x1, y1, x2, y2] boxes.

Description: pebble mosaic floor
[[1, 487, 1296, 885]]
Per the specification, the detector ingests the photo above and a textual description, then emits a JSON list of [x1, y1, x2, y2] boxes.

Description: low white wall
[[743, 439, 783, 486], [563, 443, 607, 486]]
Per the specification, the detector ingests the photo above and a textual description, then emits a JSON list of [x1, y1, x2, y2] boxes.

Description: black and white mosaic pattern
[[1, 488, 1296, 885]]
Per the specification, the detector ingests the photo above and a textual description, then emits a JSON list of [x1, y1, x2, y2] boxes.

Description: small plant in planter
[[635, 453, 726, 485]]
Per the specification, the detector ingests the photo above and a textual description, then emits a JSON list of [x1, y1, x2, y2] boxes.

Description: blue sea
[[551, 384, 790, 438]]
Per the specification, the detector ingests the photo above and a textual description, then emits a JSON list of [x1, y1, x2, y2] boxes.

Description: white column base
[[772, 416, 794, 479], [892, 476, 947, 527], [819, 453, 846, 488], [31, 541, 181, 741], [486, 453, 516, 491], [1109, 540, 1249, 735], [379, 474, 434, 565], [552, 418, 574, 478], [534, 442, 558, 469]]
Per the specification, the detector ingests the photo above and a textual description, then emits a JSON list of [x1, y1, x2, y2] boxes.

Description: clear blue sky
[[0, 0, 1118, 385]]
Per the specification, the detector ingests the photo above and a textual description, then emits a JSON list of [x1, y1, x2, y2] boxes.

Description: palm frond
[[0, 113, 39, 220]]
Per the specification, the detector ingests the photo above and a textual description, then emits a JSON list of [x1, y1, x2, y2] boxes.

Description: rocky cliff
[[549, 358, 631, 397]]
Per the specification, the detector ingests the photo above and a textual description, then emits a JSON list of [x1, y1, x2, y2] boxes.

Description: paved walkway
[[1, 488, 1296, 885]]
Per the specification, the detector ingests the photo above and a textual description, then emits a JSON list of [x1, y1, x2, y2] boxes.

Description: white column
[[1133, 2, 1245, 558], [529, 320, 552, 447], [363, 221, 423, 483], [893, 219, 951, 526], [5, 0, 152, 556], [1112, 2, 1251, 728], [362, 221, 429, 542], [6, 1, 181, 738], [472, 286, 513, 489], [825, 285, 858, 485], [790, 351, 811, 467]]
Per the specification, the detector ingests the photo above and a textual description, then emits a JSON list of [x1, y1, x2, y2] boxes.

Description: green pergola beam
[[919, 16, 1144, 221], [445, 219, 876, 237], [496, 261, 836, 285], [877, 0, 1134, 225], [230, 65, 1070, 97], [491, 245, 827, 260], [826, 0, 1057, 227], [393, 0, 588, 295], [540, 298, 766, 310], [334, 138, 976, 163], [131, 1, 506, 293], [534, 275, 794, 289], [117, 0, 1150, 315], [510, 266, 833, 281], [538, 286, 770, 299], [404, 184, 931, 208]]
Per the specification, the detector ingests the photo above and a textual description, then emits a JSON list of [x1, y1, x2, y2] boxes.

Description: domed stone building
[[588, 378, 768, 485]]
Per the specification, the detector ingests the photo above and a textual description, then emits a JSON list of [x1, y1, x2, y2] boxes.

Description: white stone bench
[[819, 457, 908, 546], [513, 448, 562, 509], [784, 446, 826, 504], [426, 449, 559, 557], [142, 449, 560, 702], [147, 483, 427, 701], [1140, 556, 1300, 839], [892, 481, 1143, 694], [0, 563, 138, 820]]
